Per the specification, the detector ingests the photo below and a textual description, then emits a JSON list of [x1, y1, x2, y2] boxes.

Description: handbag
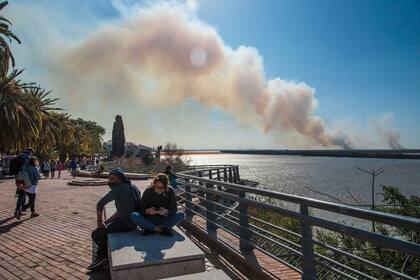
[[15, 169, 31, 190]]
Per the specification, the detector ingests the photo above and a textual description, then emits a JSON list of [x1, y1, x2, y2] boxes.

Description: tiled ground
[[0, 173, 300, 280], [0, 173, 135, 280]]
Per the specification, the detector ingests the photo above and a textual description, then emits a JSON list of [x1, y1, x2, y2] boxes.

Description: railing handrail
[[177, 166, 420, 232], [175, 164, 420, 279]]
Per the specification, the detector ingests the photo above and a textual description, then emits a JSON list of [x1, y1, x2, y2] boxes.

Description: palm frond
[[0, 2, 8, 11]]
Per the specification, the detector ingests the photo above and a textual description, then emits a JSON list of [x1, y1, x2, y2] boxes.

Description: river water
[[188, 153, 420, 226]]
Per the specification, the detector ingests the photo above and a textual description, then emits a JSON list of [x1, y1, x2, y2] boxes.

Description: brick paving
[[0, 172, 134, 280], [0, 173, 301, 280]]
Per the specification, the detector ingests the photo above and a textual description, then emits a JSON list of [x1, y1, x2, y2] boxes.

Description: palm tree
[[0, 2, 105, 157], [0, 1, 21, 79], [0, 2, 61, 153]]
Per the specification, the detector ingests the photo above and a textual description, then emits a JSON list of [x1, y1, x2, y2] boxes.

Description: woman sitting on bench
[[131, 173, 184, 236]]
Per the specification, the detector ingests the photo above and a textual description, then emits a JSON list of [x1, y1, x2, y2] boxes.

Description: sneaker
[[14, 210, 21, 220], [31, 213, 39, 218], [87, 258, 108, 271], [87, 257, 105, 270], [142, 228, 155, 236], [160, 228, 173, 236]]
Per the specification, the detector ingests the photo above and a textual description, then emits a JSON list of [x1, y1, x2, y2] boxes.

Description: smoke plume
[[369, 114, 405, 150], [8, 1, 405, 149], [51, 2, 353, 148]]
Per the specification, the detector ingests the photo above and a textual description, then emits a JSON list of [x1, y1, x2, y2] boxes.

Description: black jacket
[[139, 187, 177, 225]]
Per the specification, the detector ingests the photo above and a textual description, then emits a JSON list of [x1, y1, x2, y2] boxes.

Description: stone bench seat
[[162, 269, 232, 279], [78, 170, 150, 180], [104, 204, 205, 280]]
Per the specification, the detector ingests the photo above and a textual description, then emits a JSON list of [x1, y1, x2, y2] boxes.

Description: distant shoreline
[[161, 150, 221, 155], [219, 149, 420, 160]]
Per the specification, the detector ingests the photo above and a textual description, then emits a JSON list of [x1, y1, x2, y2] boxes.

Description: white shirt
[[24, 185, 38, 194]]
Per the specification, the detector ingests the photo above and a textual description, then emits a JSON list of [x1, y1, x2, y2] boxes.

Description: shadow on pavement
[[87, 269, 111, 280]]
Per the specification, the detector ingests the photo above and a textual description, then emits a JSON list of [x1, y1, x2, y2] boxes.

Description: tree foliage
[[315, 186, 420, 279], [162, 142, 190, 167], [111, 115, 125, 157], [0, 2, 105, 159]]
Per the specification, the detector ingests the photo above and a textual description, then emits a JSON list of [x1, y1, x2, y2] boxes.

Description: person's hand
[[97, 221, 106, 229], [158, 207, 168, 216], [146, 207, 157, 215]]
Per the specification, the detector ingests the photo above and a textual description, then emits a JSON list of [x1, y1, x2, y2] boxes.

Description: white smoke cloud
[[369, 113, 405, 150], [4, 1, 405, 149], [46, 2, 354, 148]]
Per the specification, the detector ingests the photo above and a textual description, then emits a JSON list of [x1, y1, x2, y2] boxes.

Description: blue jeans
[[131, 212, 185, 231]]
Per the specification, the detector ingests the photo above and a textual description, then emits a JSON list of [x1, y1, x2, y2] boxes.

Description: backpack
[[9, 155, 25, 176], [130, 183, 142, 212], [15, 167, 31, 189]]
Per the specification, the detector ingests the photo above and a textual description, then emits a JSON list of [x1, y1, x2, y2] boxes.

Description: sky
[[3, 0, 420, 149]]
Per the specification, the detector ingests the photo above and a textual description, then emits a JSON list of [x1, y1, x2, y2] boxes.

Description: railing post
[[300, 204, 317, 280], [184, 178, 193, 221], [197, 171, 204, 197], [235, 166, 240, 183], [216, 169, 222, 191], [223, 168, 228, 182], [206, 171, 217, 238], [239, 190, 252, 252], [228, 167, 233, 183]]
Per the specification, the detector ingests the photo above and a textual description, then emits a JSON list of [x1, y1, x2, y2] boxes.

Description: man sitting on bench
[[131, 173, 185, 236], [88, 168, 141, 271]]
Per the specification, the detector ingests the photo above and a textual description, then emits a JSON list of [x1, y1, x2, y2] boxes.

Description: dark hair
[[29, 157, 37, 166], [24, 147, 35, 154], [152, 173, 169, 189], [165, 165, 172, 171]]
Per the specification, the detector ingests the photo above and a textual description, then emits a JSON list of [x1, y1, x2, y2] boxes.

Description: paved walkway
[[0, 173, 246, 280], [0, 172, 302, 279]]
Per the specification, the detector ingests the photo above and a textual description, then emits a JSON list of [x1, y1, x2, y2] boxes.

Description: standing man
[[88, 168, 141, 271]]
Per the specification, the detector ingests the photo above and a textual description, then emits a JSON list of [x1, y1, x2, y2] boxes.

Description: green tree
[[0, 1, 20, 79], [0, 1, 106, 159], [112, 115, 125, 157], [315, 186, 420, 279], [0, 1, 59, 153]]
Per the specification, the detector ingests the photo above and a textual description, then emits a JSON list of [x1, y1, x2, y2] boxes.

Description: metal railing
[[175, 165, 420, 280]]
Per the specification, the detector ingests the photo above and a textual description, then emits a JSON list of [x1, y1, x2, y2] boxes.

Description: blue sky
[[196, 0, 420, 140], [4, 0, 420, 148]]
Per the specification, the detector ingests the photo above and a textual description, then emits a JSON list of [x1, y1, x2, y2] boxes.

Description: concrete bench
[[162, 269, 232, 280], [104, 204, 205, 280], [78, 170, 150, 180]]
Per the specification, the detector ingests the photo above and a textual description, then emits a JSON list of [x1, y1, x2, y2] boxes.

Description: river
[[187, 153, 420, 226]]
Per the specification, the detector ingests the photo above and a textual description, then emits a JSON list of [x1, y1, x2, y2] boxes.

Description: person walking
[[12, 148, 35, 219], [56, 161, 64, 179], [69, 158, 78, 178], [49, 159, 57, 178], [131, 173, 185, 236], [21, 157, 41, 218], [88, 168, 141, 271], [42, 160, 50, 178]]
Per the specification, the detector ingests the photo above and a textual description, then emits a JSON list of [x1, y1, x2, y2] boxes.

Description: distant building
[[105, 140, 152, 159], [125, 142, 152, 159]]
